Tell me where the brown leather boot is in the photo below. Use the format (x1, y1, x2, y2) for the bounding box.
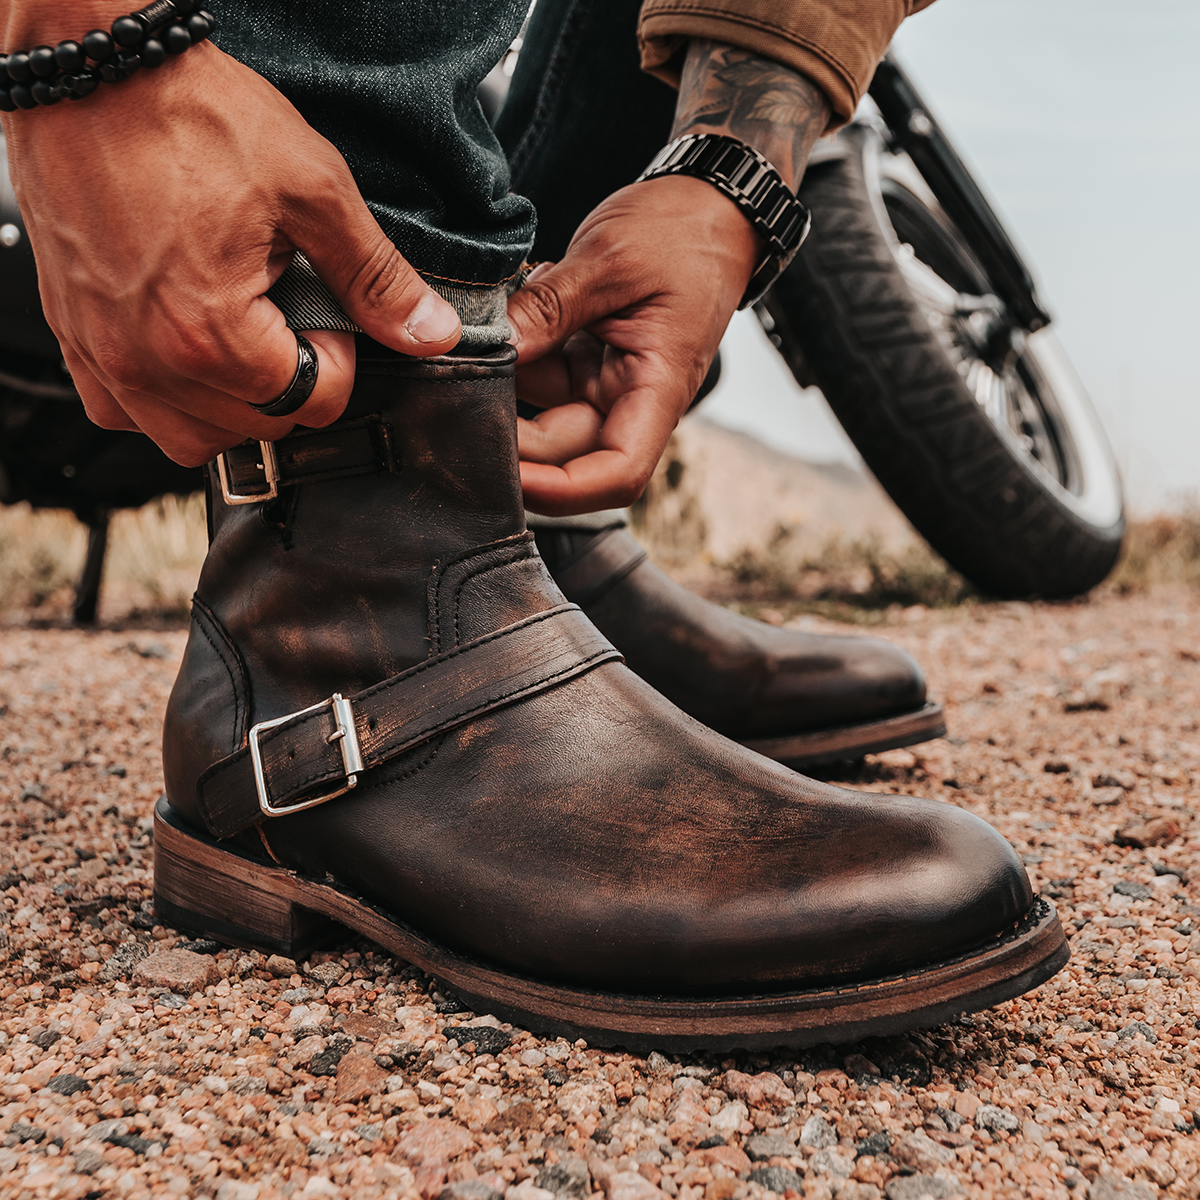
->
(535, 525, 945, 766)
(156, 343, 1067, 1051)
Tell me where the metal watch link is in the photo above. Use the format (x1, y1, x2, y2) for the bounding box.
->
(636, 133, 812, 310)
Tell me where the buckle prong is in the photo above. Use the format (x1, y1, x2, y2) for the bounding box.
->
(217, 440, 280, 505)
(249, 691, 364, 818)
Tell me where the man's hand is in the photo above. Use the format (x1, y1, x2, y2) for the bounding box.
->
(1, 28, 462, 466)
(508, 175, 758, 515)
(509, 37, 830, 517)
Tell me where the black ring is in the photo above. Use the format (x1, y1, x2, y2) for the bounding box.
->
(250, 332, 319, 418)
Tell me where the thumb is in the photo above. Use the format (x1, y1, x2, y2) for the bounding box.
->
(508, 258, 619, 363)
(297, 198, 462, 356)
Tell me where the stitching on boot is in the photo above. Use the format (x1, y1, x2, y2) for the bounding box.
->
(426, 532, 534, 653)
(190, 596, 252, 753)
(451, 555, 554, 648)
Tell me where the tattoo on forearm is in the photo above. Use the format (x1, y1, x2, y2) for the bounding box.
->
(672, 40, 832, 190)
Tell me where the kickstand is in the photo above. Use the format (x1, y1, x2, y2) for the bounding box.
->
(73, 508, 110, 626)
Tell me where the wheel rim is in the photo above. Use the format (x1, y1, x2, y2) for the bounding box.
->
(857, 133, 1122, 530)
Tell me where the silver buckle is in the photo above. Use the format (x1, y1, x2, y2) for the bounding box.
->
(216, 440, 280, 505)
(249, 692, 364, 817)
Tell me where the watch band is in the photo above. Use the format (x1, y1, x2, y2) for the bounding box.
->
(636, 133, 812, 310)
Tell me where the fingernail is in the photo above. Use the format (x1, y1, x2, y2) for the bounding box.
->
(405, 292, 461, 344)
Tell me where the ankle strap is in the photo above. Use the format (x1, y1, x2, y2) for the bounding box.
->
(195, 604, 621, 838)
(215, 416, 397, 505)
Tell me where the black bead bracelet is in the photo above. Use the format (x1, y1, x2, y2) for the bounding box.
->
(0, 0, 215, 112)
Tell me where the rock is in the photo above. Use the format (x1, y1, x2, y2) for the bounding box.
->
(99, 940, 149, 982)
(893, 1132, 955, 1171)
(395, 1119, 475, 1165)
(1093, 771, 1135, 790)
(800, 1114, 837, 1149)
(745, 1133, 798, 1161)
(843, 1053, 880, 1078)
(952, 1091, 980, 1121)
(543, 1066, 568, 1087)
(811, 1148, 853, 1178)
(310, 1037, 354, 1076)
(855, 1131, 892, 1158)
(557, 1078, 617, 1122)
(709, 1100, 749, 1138)
(722, 1069, 795, 1111)
(288, 1035, 326, 1067)
(932, 1107, 963, 1134)
(266, 954, 297, 977)
(520, 1048, 547, 1067)
(230, 1077, 267, 1097)
(507, 1187, 557, 1200)
(281, 987, 313, 1004)
(485, 1100, 540, 1133)
(441, 1183, 504, 1200)
(1114, 818, 1181, 849)
(1087, 1175, 1157, 1200)
(884, 1176, 958, 1200)
(132, 949, 219, 993)
(342, 1012, 400, 1041)
(598, 1170, 664, 1200)
(535, 1157, 592, 1200)
(46, 1073, 89, 1096)
(696, 1144, 751, 1173)
(445, 1025, 512, 1056)
(9, 1122, 46, 1143)
(747, 1167, 803, 1195)
(73, 1148, 106, 1174)
(973, 1105, 1021, 1134)
(334, 1051, 388, 1102)
(835, 1186, 883, 1200)
(110, 1132, 156, 1155)
(307, 961, 345, 987)
(1117, 1021, 1157, 1044)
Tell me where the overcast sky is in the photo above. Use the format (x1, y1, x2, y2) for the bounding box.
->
(702, 0, 1200, 513)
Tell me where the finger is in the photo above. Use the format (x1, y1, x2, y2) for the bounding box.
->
(289, 180, 462, 357)
(61, 346, 141, 433)
(515, 331, 606, 411)
(264, 326, 355, 431)
(517, 402, 604, 466)
(520, 377, 680, 515)
(508, 256, 653, 364)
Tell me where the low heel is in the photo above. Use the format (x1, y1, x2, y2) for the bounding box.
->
(153, 796, 340, 958)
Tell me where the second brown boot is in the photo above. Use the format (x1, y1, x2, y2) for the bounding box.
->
(534, 524, 944, 765)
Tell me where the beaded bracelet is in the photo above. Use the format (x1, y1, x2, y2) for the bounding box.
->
(0, 0, 215, 112)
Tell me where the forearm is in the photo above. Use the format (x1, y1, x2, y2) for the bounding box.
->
(670, 38, 832, 190)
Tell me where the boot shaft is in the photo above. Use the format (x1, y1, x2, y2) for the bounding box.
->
(164, 346, 566, 824)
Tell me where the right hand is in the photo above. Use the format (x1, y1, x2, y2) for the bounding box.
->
(0, 37, 462, 465)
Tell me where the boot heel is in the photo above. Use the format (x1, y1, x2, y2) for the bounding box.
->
(153, 797, 340, 958)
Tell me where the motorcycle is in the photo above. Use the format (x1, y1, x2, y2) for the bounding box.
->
(0, 48, 1123, 621)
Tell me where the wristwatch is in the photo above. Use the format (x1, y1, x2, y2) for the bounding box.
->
(636, 133, 812, 310)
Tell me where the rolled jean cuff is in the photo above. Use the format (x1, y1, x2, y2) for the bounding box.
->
(525, 510, 629, 531)
(268, 252, 517, 348)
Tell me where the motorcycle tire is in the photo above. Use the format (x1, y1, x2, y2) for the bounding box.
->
(763, 124, 1124, 599)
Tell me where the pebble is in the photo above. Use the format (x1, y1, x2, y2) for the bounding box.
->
(98, 939, 148, 982)
(799, 1114, 837, 1149)
(442, 1183, 505, 1200)
(535, 1157, 591, 1199)
(747, 1166, 804, 1194)
(1114, 817, 1181, 848)
(744, 1133, 799, 1160)
(884, 1177, 957, 1200)
(723, 1068, 795, 1111)
(333, 1051, 388, 1102)
(131, 947, 219, 992)
(973, 1105, 1021, 1133)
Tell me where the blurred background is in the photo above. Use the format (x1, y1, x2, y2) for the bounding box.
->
(705, 0, 1200, 513)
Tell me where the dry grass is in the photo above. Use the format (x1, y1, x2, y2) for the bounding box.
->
(0, 494, 206, 624)
(1108, 509, 1200, 591)
(3, 492, 1199, 626)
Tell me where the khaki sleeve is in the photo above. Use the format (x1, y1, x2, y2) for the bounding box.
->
(638, 0, 938, 130)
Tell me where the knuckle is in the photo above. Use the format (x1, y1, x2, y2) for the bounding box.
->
(520, 281, 567, 331)
(91, 340, 149, 391)
(347, 237, 416, 312)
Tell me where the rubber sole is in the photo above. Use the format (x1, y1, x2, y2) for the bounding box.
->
(741, 702, 946, 767)
(153, 795, 1069, 1053)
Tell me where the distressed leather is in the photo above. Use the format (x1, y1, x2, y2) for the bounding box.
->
(162, 343, 1033, 994)
(536, 526, 927, 740)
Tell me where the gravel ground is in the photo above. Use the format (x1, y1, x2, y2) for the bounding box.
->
(3, 585, 1200, 1200)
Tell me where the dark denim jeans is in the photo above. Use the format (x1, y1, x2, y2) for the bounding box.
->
(217, 0, 679, 292)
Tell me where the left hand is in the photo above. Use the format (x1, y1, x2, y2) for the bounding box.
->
(507, 174, 760, 516)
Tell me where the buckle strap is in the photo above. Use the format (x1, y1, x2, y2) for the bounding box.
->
(552, 528, 648, 610)
(216, 416, 397, 505)
(196, 604, 620, 839)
